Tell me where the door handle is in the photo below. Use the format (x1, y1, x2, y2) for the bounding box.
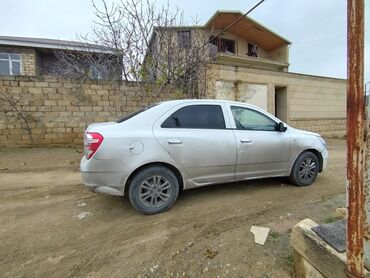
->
(240, 138, 252, 143)
(167, 138, 182, 144)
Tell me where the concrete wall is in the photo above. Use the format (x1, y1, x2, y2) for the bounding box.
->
(0, 46, 37, 76)
(214, 80, 268, 110)
(208, 64, 346, 137)
(269, 45, 289, 64)
(0, 75, 181, 146)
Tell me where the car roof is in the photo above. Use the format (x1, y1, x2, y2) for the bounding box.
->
(155, 99, 281, 123)
(159, 99, 262, 109)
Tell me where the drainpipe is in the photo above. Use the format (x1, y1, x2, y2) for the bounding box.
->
(346, 0, 365, 277)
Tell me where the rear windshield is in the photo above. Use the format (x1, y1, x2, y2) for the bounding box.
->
(116, 103, 158, 123)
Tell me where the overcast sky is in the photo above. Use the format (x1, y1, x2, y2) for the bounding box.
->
(0, 0, 369, 83)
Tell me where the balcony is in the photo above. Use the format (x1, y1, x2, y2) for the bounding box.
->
(215, 52, 290, 72)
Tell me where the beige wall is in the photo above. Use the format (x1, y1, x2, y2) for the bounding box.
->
(0, 46, 37, 75)
(0, 76, 183, 146)
(238, 83, 268, 110)
(208, 64, 346, 137)
(269, 45, 289, 64)
(215, 81, 268, 110)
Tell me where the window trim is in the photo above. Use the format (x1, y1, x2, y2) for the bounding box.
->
(230, 105, 278, 132)
(0, 53, 22, 75)
(161, 104, 227, 130)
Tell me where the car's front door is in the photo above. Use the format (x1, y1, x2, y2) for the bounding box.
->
(153, 103, 237, 185)
(226, 104, 292, 179)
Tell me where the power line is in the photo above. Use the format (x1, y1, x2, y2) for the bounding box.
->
(294, 30, 370, 45)
(202, 0, 266, 48)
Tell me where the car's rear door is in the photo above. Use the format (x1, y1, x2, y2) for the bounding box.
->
(225, 104, 292, 179)
(153, 102, 237, 185)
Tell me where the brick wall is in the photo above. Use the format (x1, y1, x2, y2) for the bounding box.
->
(21, 49, 37, 75)
(0, 75, 182, 146)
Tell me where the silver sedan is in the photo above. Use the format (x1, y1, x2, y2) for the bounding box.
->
(80, 99, 328, 214)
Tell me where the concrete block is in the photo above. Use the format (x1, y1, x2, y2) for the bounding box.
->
(289, 219, 367, 278)
(28, 87, 43, 94)
(35, 81, 49, 87)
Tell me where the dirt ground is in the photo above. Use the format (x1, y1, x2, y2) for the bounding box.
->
(0, 139, 346, 278)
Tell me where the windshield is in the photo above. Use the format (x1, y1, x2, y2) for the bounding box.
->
(116, 103, 158, 123)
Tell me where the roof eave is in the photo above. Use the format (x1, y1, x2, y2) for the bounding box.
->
(0, 39, 115, 54)
(203, 10, 291, 45)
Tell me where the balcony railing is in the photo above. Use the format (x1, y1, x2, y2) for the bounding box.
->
(214, 52, 289, 71)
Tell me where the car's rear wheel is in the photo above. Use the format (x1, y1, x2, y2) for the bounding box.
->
(128, 165, 179, 214)
(289, 151, 320, 186)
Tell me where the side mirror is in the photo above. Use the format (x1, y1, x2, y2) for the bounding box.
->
(277, 122, 287, 132)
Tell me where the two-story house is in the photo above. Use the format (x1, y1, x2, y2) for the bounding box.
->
(149, 11, 346, 137)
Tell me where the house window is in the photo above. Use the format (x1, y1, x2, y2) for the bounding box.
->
(0, 53, 21, 75)
(177, 31, 191, 48)
(210, 37, 235, 54)
(247, 43, 258, 57)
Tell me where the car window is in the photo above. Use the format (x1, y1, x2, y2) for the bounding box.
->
(161, 105, 226, 129)
(231, 106, 277, 131)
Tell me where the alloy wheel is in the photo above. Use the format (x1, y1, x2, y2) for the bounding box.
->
(138, 175, 172, 207)
(298, 157, 317, 182)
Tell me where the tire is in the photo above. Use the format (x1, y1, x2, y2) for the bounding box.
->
(289, 151, 320, 186)
(128, 165, 180, 214)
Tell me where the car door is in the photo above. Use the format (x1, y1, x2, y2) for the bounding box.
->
(226, 104, 292, 179)
(153, 103, 237, 185)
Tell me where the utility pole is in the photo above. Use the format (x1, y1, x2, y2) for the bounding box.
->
(346, 0, 365, 277)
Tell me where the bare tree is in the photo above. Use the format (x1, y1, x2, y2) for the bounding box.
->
(0, 90, 36, 144)
(54, 48, 122, 82)
(55, 0, 218, 98)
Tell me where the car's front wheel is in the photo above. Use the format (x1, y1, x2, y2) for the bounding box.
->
(289, 151, 320, 186)
(128, 165, 180, 214)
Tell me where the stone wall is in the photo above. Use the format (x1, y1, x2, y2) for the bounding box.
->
(21, 48, 37, 76)
(0, 75, 181, 146)
(0, 70, 347, 147)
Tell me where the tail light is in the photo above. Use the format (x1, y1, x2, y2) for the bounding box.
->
(84, 132, 104, 159)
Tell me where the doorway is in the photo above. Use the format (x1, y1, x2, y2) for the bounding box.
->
(275, 86, 288, 122)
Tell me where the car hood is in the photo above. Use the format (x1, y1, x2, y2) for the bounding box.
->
(289, 127, 321, 137)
